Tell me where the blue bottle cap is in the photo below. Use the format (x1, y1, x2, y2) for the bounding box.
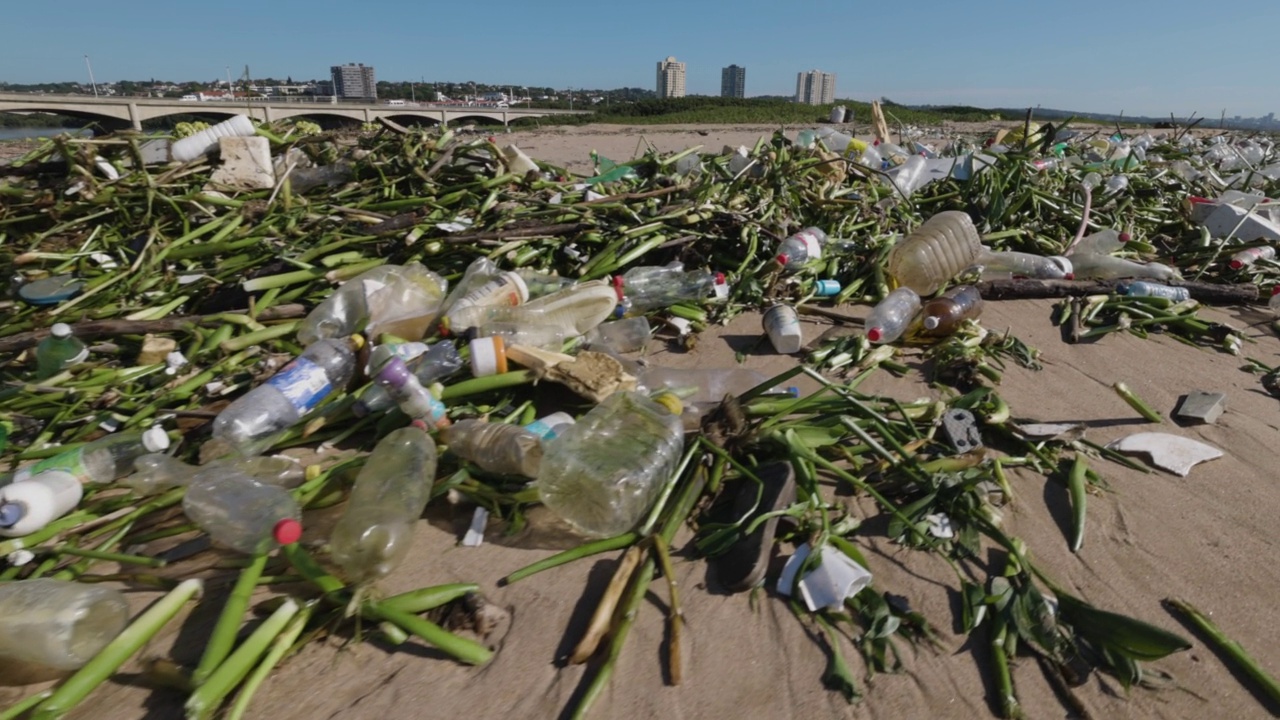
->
(786, 386, 800, 398)
(18, 275, 85, 306)
(0, 502, 22, 528)
(814, 279, 841, 297)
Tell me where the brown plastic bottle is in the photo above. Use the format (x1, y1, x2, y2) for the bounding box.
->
(919, 285, 984, 336)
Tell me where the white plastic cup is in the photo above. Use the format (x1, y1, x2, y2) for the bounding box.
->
(763, 305, 803, 354)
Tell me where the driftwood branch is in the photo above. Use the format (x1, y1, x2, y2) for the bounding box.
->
(0, 304, 306, 355)
(976, 278, 1259, 305)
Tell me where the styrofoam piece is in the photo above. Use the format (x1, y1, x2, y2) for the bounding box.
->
(1201, 203, 1280, 242)
(777, 543, 873, 612)
(1106, 432, 1223, 476)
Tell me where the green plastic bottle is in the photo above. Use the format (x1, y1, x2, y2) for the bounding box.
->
(35, 323, 88, 380)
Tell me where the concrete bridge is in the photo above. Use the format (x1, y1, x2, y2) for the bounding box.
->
(0, 92, 589, 131)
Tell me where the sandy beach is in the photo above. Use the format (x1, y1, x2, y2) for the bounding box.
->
(3, 121, 1278, 720)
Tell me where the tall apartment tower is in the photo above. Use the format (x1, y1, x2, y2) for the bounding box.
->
(656, 56, 687, 98)
(721, 65, 746, 98)
(795, 69, 836, 105)
(330, 63, 377, 100)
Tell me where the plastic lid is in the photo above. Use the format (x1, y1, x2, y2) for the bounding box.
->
(786, 386, 800, 398)
(273, 518, 302, 546)
(18, 275, 85, 306)
(612, 275, 626, 300)
(714, 272, 726, 285)
(504, 271, 531, 304)
(923, 316, 940, 330)
(1118, 232, 1131, 243)
(1229, 259, 1244, 270)
(468, 336, 507, 378)
(1048, 256, 1074, 276)
(775, 253, 789, 266)
(410, 419, 430, 432)
(0, 502, 22, 528)
(50, 323, 73, 339)
(867, 327, 884, 343)
(1272, 286, 1280, 297)
(651, 392, 683, 416)
(142, 427, 170, 453)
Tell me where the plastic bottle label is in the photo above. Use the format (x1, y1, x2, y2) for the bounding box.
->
(266, 357, 332, 414)
(799, 232, 823, 261)
(14, 447, 89, 484)
(523, 419, 558, 439)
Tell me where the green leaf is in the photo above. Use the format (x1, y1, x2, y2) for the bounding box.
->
(1057, 594, 1191, 661)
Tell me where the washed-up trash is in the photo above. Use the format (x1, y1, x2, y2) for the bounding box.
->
(0, 579, 129, 670)
(1106, 432, 1223, 476)
(1015, 422, 1087, 442)
(17, 274, 84, 306)
(1173, 391, 1227, 425)
(865, 287, 921, 344)
(887, 210, 983, 295)
(170, 114, 256, 163)
(920, 285, 984, 337)
(777, 542, 873, 612)
(295, 262, 448, 345)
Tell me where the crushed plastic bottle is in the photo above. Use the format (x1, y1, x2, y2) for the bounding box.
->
(1070, 254, 1180, 282)
(296, 263, 447, 345)
(1229, 246, 1275, 270)
(974, 249, 1073, 280)
(614, 264, 726, 315)
(0, 579, 129, 670)
(865, 287, 922, 344)
(35, 323, 88, 380)
(464, 280, 618, 337)
(1120, 281, 1190, 302)
(537, 391, 684, 538)
(887, 211, 983, 295)
(0, 471, 82, 537)
(1072, 229, 1129, 256)
(371, 355, 450, 428)
(211, 337, 362, 457)
(329, 424, 436, 583)
(920, 286, 984, 336)
(182, 469, 302, 554)
(121, 454, 304, 496)
(13, 427, 170, 485)
(582, 317, 651, 354)
(442, 419, 543, 477)
(353, 341, 463, 418)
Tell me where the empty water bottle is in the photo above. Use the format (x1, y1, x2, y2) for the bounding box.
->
(212, 337, 362, 457)
(0, 579, 129, 670)
(775, 227, 829, 272)
(0, 471, 83, 537)
(615, 264, 726, 315)
(1105, 175, 1129, 194)
(353, 341, 463, 418)
(464, 280, 619, 337)
(583, 317, 651, 354)
(887, 211, 983, 295)
(13, 427, 170, 485)
(524, 412, 576, 440)
(440, 271, 530, 335)
(537, 391, 684, 537)
(1071, 254, 1180, 282)
(1229, 246, 1275, 270)
(440, 258, 501, 315)
(442, 419, 543, 477)
(920, 286, 984, 336)
(1121, 281, 1190, 302)
(35, 323, 88, 380)
(371, 355, 450, 428)
(329, 425, 436, 583)
(762, 305, 804, 354)
(1072, 229, 1129, 256)
(865, 287, 922, 344)
(297, 263, 447, 345)
(974, 250, 1073, 279)
(122, 454, 304, 496)
(476, 322, 569, 351)
(182, 469, 302, 554)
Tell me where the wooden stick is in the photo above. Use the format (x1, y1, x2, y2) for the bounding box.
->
(975, 278, 1258, 305)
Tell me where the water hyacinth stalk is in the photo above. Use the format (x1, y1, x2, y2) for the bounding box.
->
(185, 598, 301, 720)
(192, 552, 270, 686)
(1166, 597, 1280, 709)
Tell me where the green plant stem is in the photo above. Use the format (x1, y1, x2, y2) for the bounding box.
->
(502, 533, 638, 585)
(1166, 597, 1280, 709)
(192, 552, 269, 686)
(185, 597, 300, 720)
(226, 604, 314, 720)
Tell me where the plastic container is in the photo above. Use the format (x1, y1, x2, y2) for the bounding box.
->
(440, 258, 501, 317)
(182, 469, 302, 554)
(829, 106, 847, 124)
(866, 287, 922, 344)
(0, 471, 83, 537)
(0, 579, 129, 670)
(1121, 281, 1190, 302)
(1229, 246, 1275, 270)
(974, 250, 1073, 280)
(887, 155, 930, 197)
(353, 341, 462, 418)
(763, 305, 803, 354)
(465, 280, 618, 337)
(211, 337, 361, 457)
(813, 279, 842, 297)
(500, 144, 539, 175)
(920, 286, 984, 336)
(476, 322, 569, 351)
(1072, 229, 1129, 256)
(35, 323, 88, 380)
(371, 356, 450, 428)
(523, 412, 576, 440)
(583, 317, 651, 354)
(614, 265, 726, 315)
(329, 425, 437, 583)
(468, 335, 511, 379)
(296, 263, 447, 345)
(442, 419, 543, 477)
(1105, 175, 1130, 194)
(170, 115, 256, 163)
(515, 268, 576, 299)
(886, 211, 983, 295)
(537, 391, 684, 537)
(776, 227, 829, 273)
(121, 454, 304, 496)
(441, 271, 530, 334)
(13, 427, 170, 485)
(1070, 254, 1180, 282)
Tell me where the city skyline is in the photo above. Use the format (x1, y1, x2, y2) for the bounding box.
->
(3, 0, 1280, 117)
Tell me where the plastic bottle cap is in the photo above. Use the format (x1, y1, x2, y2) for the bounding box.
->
(1064, 273, 1075, 280)
(1118, 232, 1131, 243)
(1272, 286, 1280, 297)
(775, 253, 789, 266)
(18, 275, 85, 306)
(923, 316, 940, 330)
(273, 518, 302, 546)
(651, 392, 683, 416)
(469, 336, 507, 378)
(0, 502, 23, 528)
(349, 334, 366, 351)
(410, 419, 429, 432)
(142, 427, 170, 453)
(612, 275, 626, 300)
(867, 327, 884, 343)
(786, 386, 800, 398)
(50, 323, 73, 339)
(1229, 259, 1245, 270)
(714, 272, 726, 285)
(375, 357, 414, 389)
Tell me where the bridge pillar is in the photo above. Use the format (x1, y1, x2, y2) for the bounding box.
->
(264, 106, 274, 123)
(363, 108, 371, 124)
(440, 111, 447, 129)
(127, 103, 141, 131)
(502, 111, 508, 128)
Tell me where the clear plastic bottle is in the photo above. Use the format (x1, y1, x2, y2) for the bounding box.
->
(440, 271, 530, 335)
(476, 322, 569, 351)
(0, 579, 129, 670)
(370, 355, 450, 428)
(13, 427, 170, 485)
(442, 419, 543, 477)
(1072, 229, 1129, 256)
(35, 323, 88, 380)
(615, 265, 726, 315)
(537, 391, 685, 538)
(636, 366, 774, 406)
(974, 249, 1073, 279)
(1121, 281, 1190, 302)
(212, 337, 361, 457)
(1229, 246, 1275, 270)
(582, 317, 651, 354)
(121, 454, 304, 495)
(468, 280, 619, 337)
(329, 425, 436, 583)
(920, 286, 984, 336)
(296, 263, 447, 345)
(1070, 254, 1180, 282)
(775, 227, 829, 273)
(0, 471, 83, 537)
(762, 305, 803, 354)
(439, 258, 501, 317)
(865, 287, 922, 344)
(515, 268, 576, 299)
(1270, 286, 1280, 312)
(887, 155, 930, 197)
(1104, 175, 1129, 194)
(887, 211, 983, 295)
(182, 469, 302, 554)
(353, 341, 462, 418)
(523, 412, 576, 440)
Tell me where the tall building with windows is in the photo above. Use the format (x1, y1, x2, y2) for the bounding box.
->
(795, 69, 836, 105)
(330, 63, 376, 100)
(721, 65, 746, 98)
(656, 56, 687, 98)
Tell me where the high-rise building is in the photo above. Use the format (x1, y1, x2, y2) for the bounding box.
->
(330, 63, 377, 100)
(721, 65, 746, 98)
(656, 56, 687, 98)
(795, 69, 836, 105)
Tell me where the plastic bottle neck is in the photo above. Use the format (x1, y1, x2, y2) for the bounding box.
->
(0, 502, 23, 528)
(923, 316, 941, 330)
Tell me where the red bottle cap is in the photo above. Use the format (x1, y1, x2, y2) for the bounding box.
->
(612, 275, 625, 300)
(1064, 273, 1075, 280)
(411, 419, 430, 431)
(775, 253, 789, 266)
(1118, 232, 1131, 243)
(273, 518, 303, 546)
(1230, 259, 1244, 270)
(715, 272, 726, 284)
(1272, 286, 1280, 297)
(867, 327, 883, 343)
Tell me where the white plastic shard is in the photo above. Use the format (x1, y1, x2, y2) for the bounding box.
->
(462, 506, 489, 547)
(1106, 432, 1223, 476)
(1015, 422, 1088, 442)
(777, 543, 873, 612)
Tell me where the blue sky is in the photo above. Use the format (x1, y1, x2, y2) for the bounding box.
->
(2, 0, 1278, 117)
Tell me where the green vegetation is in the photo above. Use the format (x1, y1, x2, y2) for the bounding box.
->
(0, 113, 83, 129)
